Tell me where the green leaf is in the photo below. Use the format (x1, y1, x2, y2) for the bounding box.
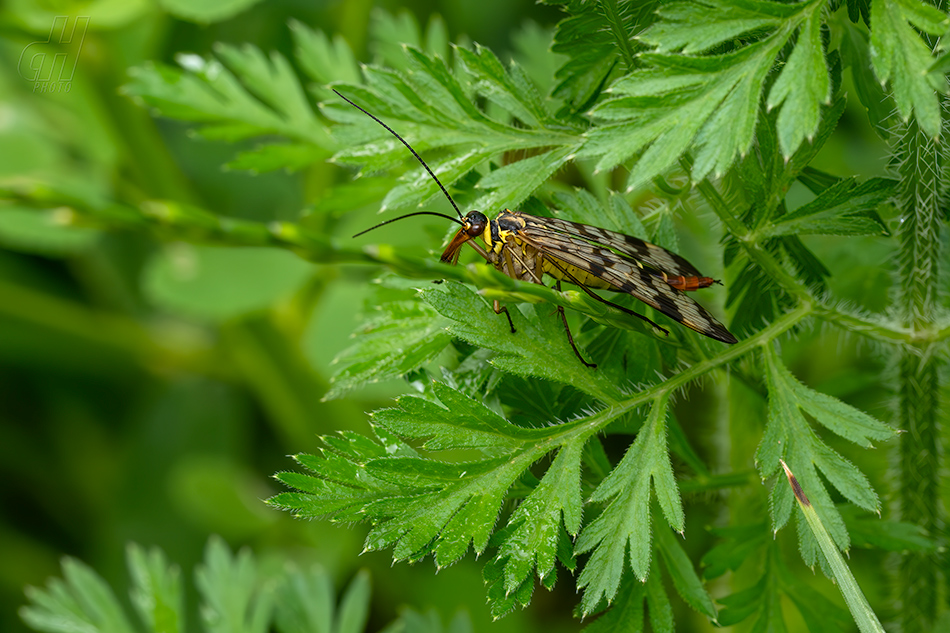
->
(310, 176, 400, 218)
(329, 45, 582, 212)
(584, 0, 831, 189)
(644, 0, 798, 54)
(378, 148, 501, 212)
(324, 300, 453, 400)
(839, 17, 895, 137)
(197, 536, 273, 633)
(644, 571, 674, 632)
(766, 9, 831, 156)
(701, 523, 770, 579)
(273, 558, 379, 633)
(362, 451, 534, 565)
(714, 546, 827, 630)
(157, 0, 263, 23)
(579, 577, 646, 632)
(455, 44, 552, 128)
(369, 9, 451, 69)
(495, 439, 585, 592)
(511, 22, 566, 100)
(123, 48, 332, 147)
(273, 388, 557, 569)
(335, 570, 371, 633)
(0, 207, 98, 256)
(371, 381, 530, 451)
(783, 89, 848, 182)
(549, 1, 659, 114)
(291, 20, 361, 87)
(475, 146, 576, 212)
(20, 558, 136, 633)
(797, 166, 846, 195)
(723, 94, 847, 336)
(127, 545, 184, 633)
(419, 281, 617, 402)
(22, 540, 378, 633)
(143, 244, 315, 322)
(928, 46, 950, 74)
(783, 579, 852, 633)
(757, 345, 896, 564)
(764, 177, 892, 237)
(584, 323, 664, 389)
(847, 0, 872, 24)
(483, 557, 535, 619)
(839, 505, 936, 552)
(382, 607, 473, 633)
(214, 43, 326, 138)
(655, 525, 716, 619)
(273, 436, 405, 521)
(227, 143, 329, 173)
(575, 396, 682, 613)
(273, 565, 334, 633)
(869, 0, 949, 138)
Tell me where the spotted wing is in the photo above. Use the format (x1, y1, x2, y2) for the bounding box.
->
(514, 223, 737, 344)
(519, 214, 705, 278)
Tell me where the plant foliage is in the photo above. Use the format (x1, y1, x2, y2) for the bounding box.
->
(6, 0, 949, 631)
(20, 537, 467, 633)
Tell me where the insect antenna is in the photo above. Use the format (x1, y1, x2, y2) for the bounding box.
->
(353, 211, 464, 238)
(332, 89, 464, 221)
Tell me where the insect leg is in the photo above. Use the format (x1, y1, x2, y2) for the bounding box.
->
(545, 258, 671, 338)
(502, 239, 545, 285)
(493, 300, 516, 333)
(555, 280, 596, 369)
(504, 243, 594, 366)
(490, 239, 546, 336)
(449, 232, 515, 332)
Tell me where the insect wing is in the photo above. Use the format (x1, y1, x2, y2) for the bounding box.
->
(515, 228, 737, 344)
(520, 214, 705, 278)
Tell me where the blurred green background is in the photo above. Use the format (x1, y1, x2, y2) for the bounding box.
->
(0, 1, 899, 632)
(0, 2, 578, 632)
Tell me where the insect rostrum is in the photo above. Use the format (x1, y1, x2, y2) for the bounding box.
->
(336, 89, 737, 365)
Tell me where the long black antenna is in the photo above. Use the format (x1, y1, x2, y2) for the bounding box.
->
(353, 211, 464, 238)
(332, 88, 464, 221)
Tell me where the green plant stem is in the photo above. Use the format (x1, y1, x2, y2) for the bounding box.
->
(221, 316, 365, 451)
(0, 278, 226, 377)
(678, 469, 758, 493)
(554, 303, 811, 442)
(694, 177, 816, 306)
(780, 460, 885, 633)
(693, 176, 950, 346)
(892, 117, 946, 633)
(10, 185, 943, 345)
(100, 22, 203, 206)
(815, 304, 950, 344)
(813, 306, 907, 343)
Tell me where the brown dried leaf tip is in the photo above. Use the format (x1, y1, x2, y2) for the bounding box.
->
(779, 459, 811, 508)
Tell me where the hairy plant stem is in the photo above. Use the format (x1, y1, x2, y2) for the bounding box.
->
(893, 117, 946, 633)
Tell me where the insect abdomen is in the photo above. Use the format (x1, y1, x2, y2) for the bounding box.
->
(660, 274, 716, 291)
(542, 257, 614, 290)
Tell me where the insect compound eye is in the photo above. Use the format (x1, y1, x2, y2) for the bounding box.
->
(465, 211, 488, 237)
